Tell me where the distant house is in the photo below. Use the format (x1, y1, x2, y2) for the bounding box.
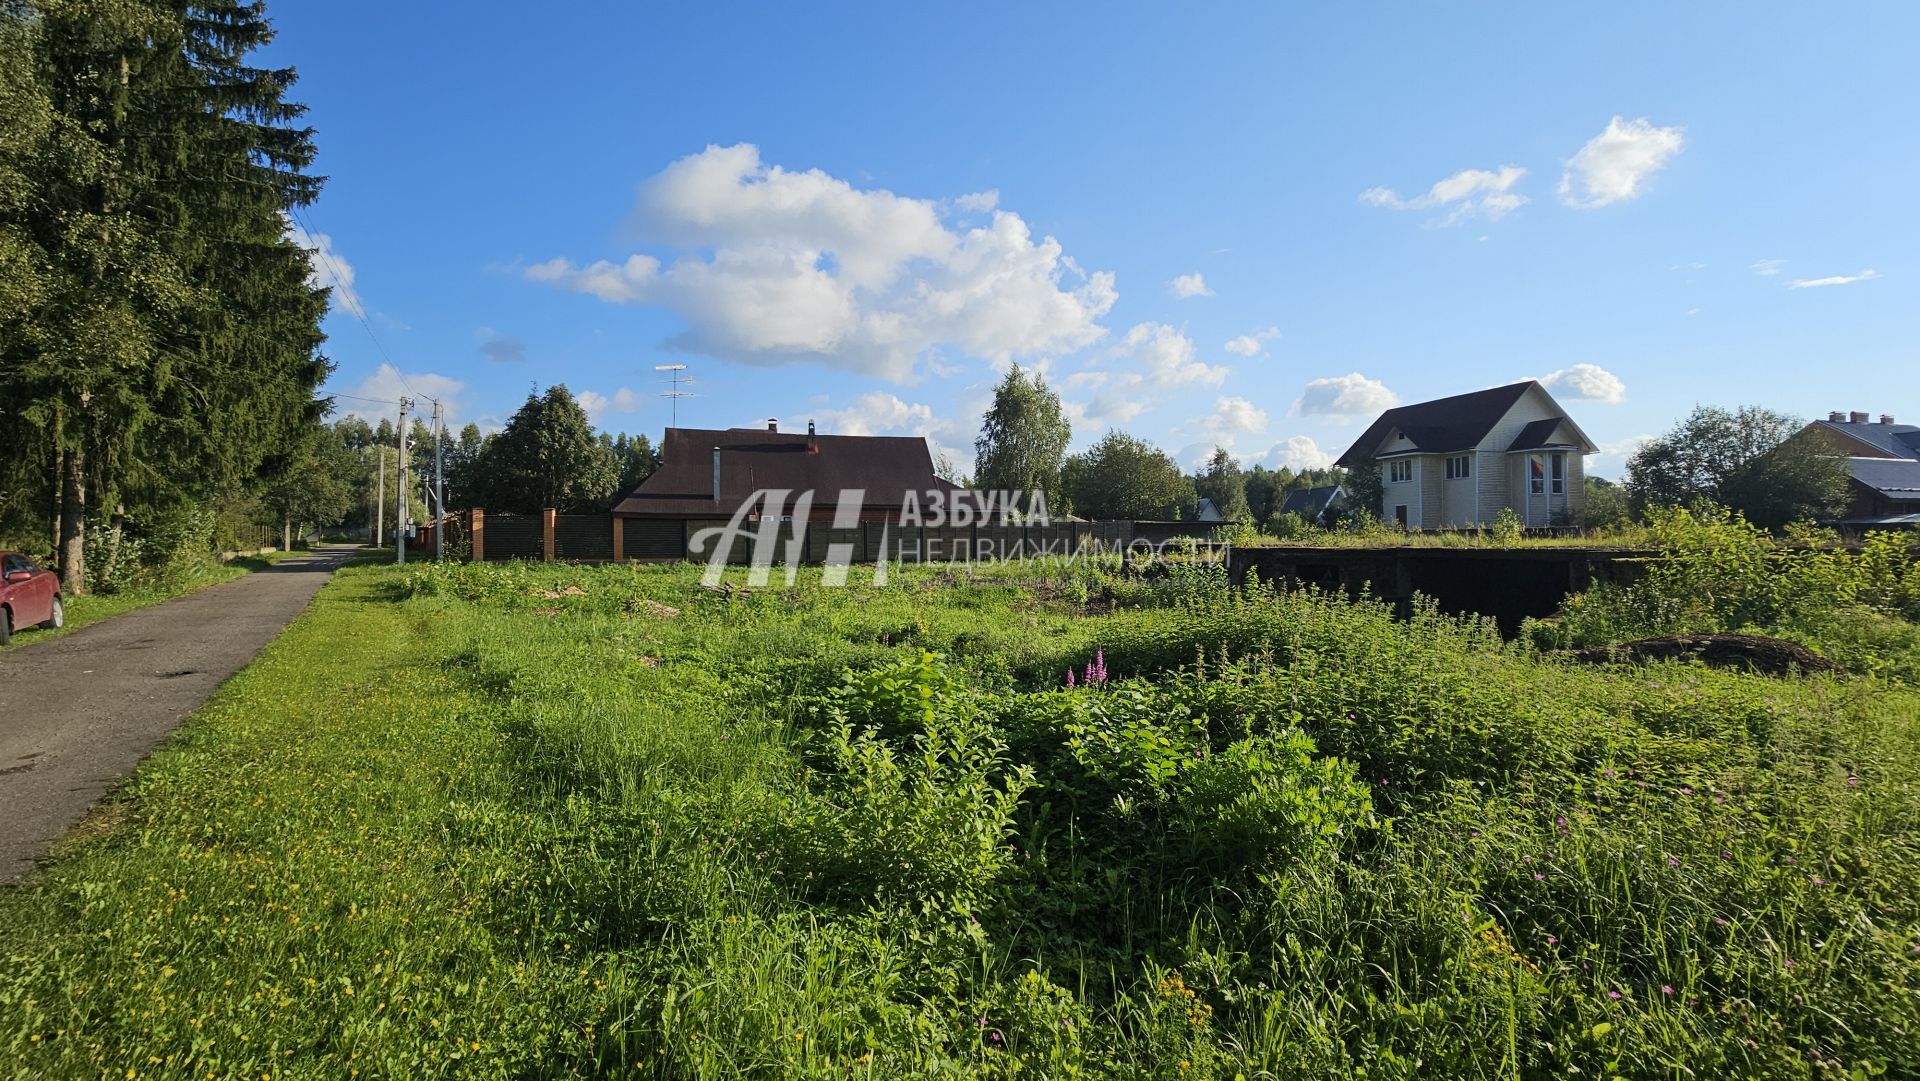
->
(1194, 497, 1225, 522)
(1801, 410, 1920, 529)
(611, 420, 964, 558)
(1277, 484, 1346, 527)
(1335, 381, 1598, 529)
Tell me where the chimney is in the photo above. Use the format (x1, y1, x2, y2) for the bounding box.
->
(711, 447, 721, 501)
(767, 417, 778, 432)
(1828, 411, 1846, 422)
(1882, 414, 1897, 425)
(806, 420, 817, 453)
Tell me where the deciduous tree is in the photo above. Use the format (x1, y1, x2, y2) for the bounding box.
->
(973, 365, 1069, 511)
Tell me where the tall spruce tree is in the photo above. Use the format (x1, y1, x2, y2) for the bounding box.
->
(0, 0, 328, 590)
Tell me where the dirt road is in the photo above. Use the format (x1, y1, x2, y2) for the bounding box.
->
(0, 546, 352, 883)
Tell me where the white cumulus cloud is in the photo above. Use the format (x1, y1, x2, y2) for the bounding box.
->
(285, 219, 365, 318)
(1268, 434, 1334, 471)
(1361, 165, 1529, 225)
(1538, 363, 1627, 404)
(1294, 373, 1398, 417)
(1061, 370, 1149, 428)
(1788, 268, 1880, 289)
(1169, 272, 1213, 298)
(1224, 326, 1280, 357)
(329, 364, 466, 425)
(1200, 396, 1269, 438)
(1117, 323, 1229, 387)
(577, 387, 642, 425)
(1558, 117, 1685, 208)
(526, 144, 1117, 382)
(954, 190, 999, 213)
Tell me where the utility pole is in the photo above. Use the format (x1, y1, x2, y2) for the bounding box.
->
(432, 399, 446, 562)
(396, 397, 411, 565)
(374, 441, 385, 547)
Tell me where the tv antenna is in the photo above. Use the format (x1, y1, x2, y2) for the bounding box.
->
(655, 363, 694, 428)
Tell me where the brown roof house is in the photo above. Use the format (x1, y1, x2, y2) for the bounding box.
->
(613, 420, 983, 561)
(1335, 381, 1598, 529)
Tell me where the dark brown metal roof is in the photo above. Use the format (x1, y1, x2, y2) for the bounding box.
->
(611, 426, 959, 517)
(1336, 382, 1538, 467)
(1506, 418, 1582, 452)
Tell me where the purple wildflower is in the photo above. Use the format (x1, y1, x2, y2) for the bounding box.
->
(1668, 856, 1681, 867)
(1846, 775, 1859, 788)
(1545, 935, 1559, 945)
(1065, 669, 1075, 689)
(1661, 985, 1675, 996)
(1534, 872, 1545, 881)
(1607, 990, 1622, 1000)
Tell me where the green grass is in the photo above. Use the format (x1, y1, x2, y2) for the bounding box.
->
(0, 550, 296, 655)
(0, 556, 1916, 1078)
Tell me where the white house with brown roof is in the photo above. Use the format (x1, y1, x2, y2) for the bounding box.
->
(1335, 381, 1598, 529)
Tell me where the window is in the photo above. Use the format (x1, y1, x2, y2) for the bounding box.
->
(1551, 453, 1566, 494)
(1528, 455, 1545, 495)
(1446, 455, 1471, 480)
(1388, 460, 1413, 483)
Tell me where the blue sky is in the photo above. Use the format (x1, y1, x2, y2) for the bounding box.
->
(267, 2, 1917, 479)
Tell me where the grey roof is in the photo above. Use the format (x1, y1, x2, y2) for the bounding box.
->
(1814, 419, 1920, 460)
(1850, 457, 1920, 497)
(1279, 484, 1344, 519)
(1507, 418, 1582, 452)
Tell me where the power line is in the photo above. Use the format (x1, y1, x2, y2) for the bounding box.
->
(289, 205, 436, 408)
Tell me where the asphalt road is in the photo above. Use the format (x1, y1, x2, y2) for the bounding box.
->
(0, 545, 352, 883)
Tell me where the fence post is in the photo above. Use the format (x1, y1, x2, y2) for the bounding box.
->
(469, 509, 484, 561)
(611, 516, 625, 562)
(542, 508, 556, 562)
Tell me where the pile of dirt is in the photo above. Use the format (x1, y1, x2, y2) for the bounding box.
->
(1558, 633, 1841, 676)
(536, 585, 588, 599)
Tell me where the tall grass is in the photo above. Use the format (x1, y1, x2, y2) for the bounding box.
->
(1, 556, 1915, 1078)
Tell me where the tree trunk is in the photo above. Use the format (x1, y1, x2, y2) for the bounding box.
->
(59, 443, 86, 596)
(100, 502, 126, 587)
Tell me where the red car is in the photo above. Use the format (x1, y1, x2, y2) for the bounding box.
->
(0, 551, 63, 644)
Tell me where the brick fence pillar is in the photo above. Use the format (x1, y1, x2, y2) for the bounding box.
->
(542, 508, 557, 562)
(469, 508, 484, 561)
(611, 516, 625, 562)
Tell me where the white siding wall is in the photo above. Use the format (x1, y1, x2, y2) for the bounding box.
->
(1419, 457, 1444, 529)
(1383, 461, 1419, 526)
(1474, 386, 1579, 524)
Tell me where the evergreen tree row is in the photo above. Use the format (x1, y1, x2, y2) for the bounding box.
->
(0, 0, 327, 591)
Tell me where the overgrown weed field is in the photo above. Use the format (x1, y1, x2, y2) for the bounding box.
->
(1, 545, 1917, 1078)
